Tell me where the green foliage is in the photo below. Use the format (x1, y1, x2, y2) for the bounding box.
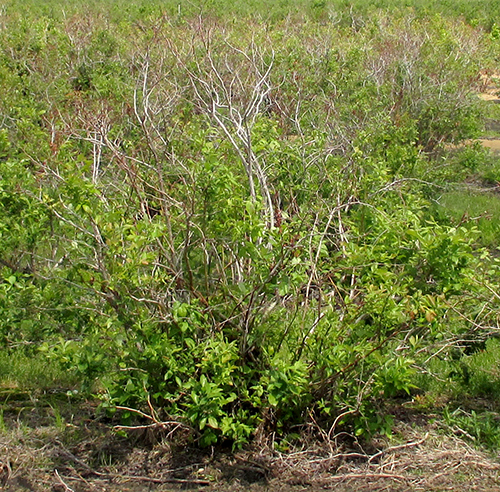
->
(443, 408, 500, 451)
(374, 356, 418, 398)
(0, 2, 498, 449)
(267, 361, 310, 425)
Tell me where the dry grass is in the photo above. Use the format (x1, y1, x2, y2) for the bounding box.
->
(258, 421, 500, 491)
(1, 396, 500, 492)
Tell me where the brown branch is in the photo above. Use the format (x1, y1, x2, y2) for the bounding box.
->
(368, 436, 428, 463)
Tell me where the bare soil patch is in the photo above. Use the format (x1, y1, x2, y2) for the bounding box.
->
(479, 70, 500, 103)
(477, 138, 500, 152)
(478, 93, 500, 103)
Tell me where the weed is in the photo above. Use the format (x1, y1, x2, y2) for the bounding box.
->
(49, 403, 65, 432)
(443, 407, 500, 451)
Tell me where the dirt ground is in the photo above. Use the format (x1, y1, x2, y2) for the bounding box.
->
(1, 392, 500, 492)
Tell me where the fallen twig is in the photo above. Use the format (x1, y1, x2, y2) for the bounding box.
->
(54, 469, 75, 492)
(330, 472, 407, 482)
(114, 404, 191, 439)
(368, 435, 428, 463)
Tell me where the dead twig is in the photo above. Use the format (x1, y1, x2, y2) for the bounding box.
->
(329, 472, 407, 482)
(114, 403, 191, 439)
(54, 469, 75, 492)
(368, 435, 428, 463)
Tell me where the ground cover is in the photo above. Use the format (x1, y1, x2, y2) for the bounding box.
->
(2, 392, 500, 491)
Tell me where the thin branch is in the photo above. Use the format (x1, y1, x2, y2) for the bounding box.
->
(54, 470, 74, 492)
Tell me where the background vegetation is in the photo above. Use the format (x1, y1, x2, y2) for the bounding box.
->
(1, 0, 500, 451)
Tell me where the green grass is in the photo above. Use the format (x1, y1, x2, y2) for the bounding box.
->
(481, 99, 500, 139)
(415, 338, 500, 451)
(415, 338, 500, 401)
(462, 338, 500, 397)
(438, 190, 500, 248)
(0, 349, 79, 392)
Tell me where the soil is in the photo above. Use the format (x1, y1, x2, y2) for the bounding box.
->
(478, 138, 500, 152)
(479, 69, 500, 103)
(1, 393, 500, 492)
(478, 93, 500, 103)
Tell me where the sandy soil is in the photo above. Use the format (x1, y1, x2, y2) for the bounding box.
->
(478, 138, 500, 151)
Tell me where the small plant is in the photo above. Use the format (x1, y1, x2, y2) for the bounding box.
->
(443, 407, 500, 451)
(374, 356, 418, 398)
(49, 403, 65, 432)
